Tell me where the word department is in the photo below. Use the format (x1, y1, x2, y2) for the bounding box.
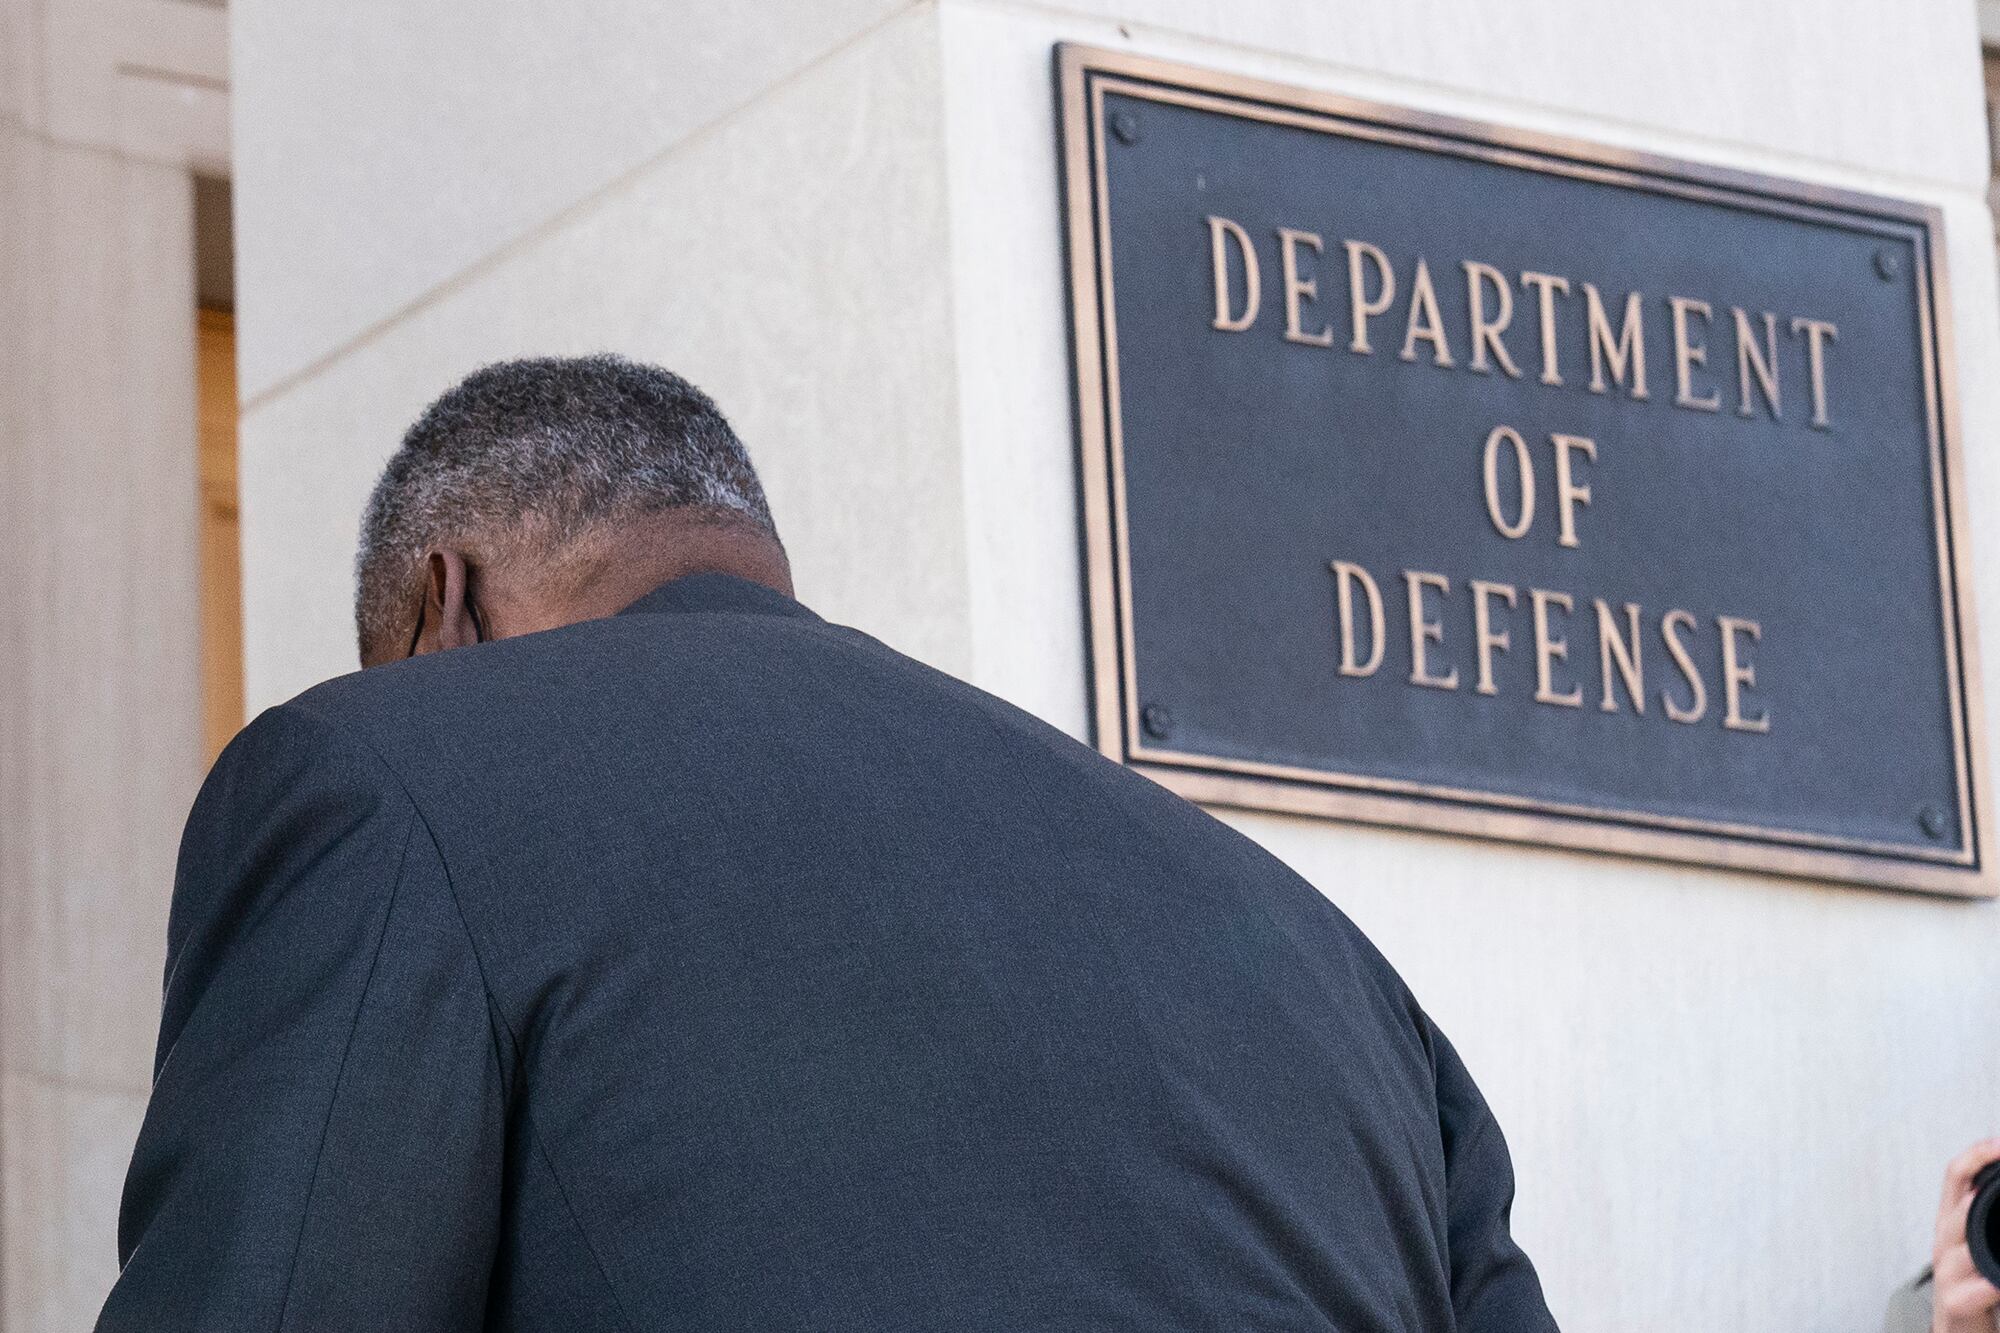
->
(1200, 213, 1851, 735)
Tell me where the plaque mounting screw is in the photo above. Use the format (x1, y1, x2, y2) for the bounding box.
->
(1873, 247, 1903, 282)
(1110, 110, 1141, 145)
(1140, 702, 1174, 740)
(1918, 804, 1949, 840)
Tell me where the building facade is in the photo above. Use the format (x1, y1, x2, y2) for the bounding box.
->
(5, 1, 2000, 1329)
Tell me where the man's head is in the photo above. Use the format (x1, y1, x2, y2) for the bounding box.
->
(355, 354, 788, 666)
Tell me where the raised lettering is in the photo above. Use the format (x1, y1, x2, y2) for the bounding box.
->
(1344, 239, 1395, 355)
(1400, 259, 1456, 368)
(1404, 570, 1459, 690)
(1791, 316, 1838, 429)
(1482, 425, 1535, 540)
(1331, 560, 1385, 677)
(1520, 270, 1570, 386)
(1585, 284, 1649, 399)
(1471, 580, 1518, 696)
(1206, 215, 1259, 333)
(1277, 227, 1333, 347)
(1661, 609, 1707, 724)
(1530, 588, 1582, 707)
(1718, 615, 1770, 733)
(1733, 307, 1781, 420)
(1669, 296, 1722, 412)
(1464, 261, 1523, 378)
(1551, 434, 1596, 551)
(1595, 600, 1645, 714)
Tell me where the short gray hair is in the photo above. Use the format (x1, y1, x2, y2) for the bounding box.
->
(355, 354, 774, 661)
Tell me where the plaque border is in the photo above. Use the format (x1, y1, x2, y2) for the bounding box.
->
(1055, 43, 1992, 897)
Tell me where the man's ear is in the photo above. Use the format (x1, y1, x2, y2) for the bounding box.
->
(416, 549, 481, 655)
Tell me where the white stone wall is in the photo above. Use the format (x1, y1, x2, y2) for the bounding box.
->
(231, 2, 2000, 1329)
(0, 3, 223, 1328)
(0, 128, 201, 1331)
(0, 70, 205, 1333)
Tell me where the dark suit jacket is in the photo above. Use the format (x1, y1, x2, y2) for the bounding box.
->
(99, 573, 1556, 1332)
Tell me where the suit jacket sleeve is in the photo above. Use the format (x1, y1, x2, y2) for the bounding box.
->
(1428, 1018, 1560, 1332)
(97, 704, 507, 1333)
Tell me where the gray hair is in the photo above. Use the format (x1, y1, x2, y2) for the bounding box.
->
(355, 354, 774, 661)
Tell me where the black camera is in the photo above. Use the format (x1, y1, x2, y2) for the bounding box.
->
(1972, 1161, 2000, 1287)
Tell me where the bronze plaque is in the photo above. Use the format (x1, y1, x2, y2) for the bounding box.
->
(1056, 45, 1988, 895)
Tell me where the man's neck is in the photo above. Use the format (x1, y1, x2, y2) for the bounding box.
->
(500, 515, 794, 638)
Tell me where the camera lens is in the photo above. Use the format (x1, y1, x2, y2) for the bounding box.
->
(1971, 1161, 2000, 1288)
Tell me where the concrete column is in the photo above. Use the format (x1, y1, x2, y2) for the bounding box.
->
(230, 2, 2000, 1328)
(0, 111, 205, 1333)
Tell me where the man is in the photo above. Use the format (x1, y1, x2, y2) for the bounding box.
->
(99, 355, 1556, 1331)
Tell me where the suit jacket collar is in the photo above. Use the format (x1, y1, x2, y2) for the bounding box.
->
(615, 572, 821, 623)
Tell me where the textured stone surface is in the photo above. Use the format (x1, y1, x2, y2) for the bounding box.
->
(0, 132, 193, 1089)
(0, 119, 204, 1333)
(997, 0, 1988, 189)
(0, 1077, 148, 1333)
(231, 0, 922, 399)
